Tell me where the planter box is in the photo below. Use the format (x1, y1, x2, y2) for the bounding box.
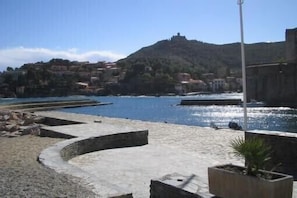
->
(208, 164, 293, 198)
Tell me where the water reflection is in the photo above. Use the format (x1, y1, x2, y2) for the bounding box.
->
(1, 93, 296, 133)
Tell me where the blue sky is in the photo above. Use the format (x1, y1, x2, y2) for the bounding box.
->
(0, 0, 296, 71)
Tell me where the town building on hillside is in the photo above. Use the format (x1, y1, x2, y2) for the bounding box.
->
(202, 73, 215, 83)
(76, 82, 88, 89)
(211, 78, 226, 92)
(226, 77, 237, 91)
(51, 65, 68, 71)
(177, 73, 191, 82)
(175, 73, 207, 94)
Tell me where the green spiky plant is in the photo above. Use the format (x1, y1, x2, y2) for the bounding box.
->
(231, 137, 271, 176)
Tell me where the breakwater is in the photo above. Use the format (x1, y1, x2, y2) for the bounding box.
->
(0, 99, 109, 111)
(180, 99, 242, 106)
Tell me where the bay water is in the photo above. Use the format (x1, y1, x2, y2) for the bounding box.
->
(1, 93, 296, 133)
(58, 93, 297, 133)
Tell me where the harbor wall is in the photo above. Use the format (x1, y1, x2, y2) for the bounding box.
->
(245, 131, 297, 179)
(246, 28, 297, 108)
(180, 99, 242, 106)
(246, 63, 297, 107)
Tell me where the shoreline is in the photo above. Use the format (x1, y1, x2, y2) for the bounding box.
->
(1, 111, 296, 197)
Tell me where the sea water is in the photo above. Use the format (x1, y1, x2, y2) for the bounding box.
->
(58, 93, 297, 133)
(1, 93, 296, 133)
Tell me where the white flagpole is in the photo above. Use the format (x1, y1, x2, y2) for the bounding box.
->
(238, 0, 248, 132)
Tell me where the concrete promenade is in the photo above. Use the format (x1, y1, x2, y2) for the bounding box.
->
(36, 111, 297, 198)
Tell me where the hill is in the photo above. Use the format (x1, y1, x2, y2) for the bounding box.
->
(118, 34, 285, 79)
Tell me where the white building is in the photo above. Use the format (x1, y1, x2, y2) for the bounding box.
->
(212, 79, 226, 92)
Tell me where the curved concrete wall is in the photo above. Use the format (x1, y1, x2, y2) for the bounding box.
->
(60, 131, 148, 161)
(38, 130, 148, 198)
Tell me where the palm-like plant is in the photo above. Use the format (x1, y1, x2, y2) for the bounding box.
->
(231, 137, 271, 176)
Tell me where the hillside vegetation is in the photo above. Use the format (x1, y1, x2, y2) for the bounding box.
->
(0, 35, 286, 97)
(118, 35, 285, 79)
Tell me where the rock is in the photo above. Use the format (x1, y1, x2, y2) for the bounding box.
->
(16, 120, 25, 126)
(0, 115, 4, 121)
(6, 119, 18, 125)
(0, 110, 10, 116)
(21, 125, 41, 136)
(3, 114, 10, 121)
(2, 131, 22, 138)
(23, 117, 35, 126)
(32, 116, 45, 124)
(0, 122, 6, 130)
(5, 124, 19, 132)
(0, 110, 44, 137)
(10, 111, 20, 121)
(0, 130, 7, 136)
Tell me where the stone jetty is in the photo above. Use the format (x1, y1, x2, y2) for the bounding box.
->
(180, 99, 242, 106)
(0, 99, 105, 112)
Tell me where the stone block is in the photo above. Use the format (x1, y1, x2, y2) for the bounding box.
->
(150, 173, 214, 198)
(245, 131, 297, 179)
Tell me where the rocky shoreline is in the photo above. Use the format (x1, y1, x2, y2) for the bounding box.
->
(0, 110, 44, 137)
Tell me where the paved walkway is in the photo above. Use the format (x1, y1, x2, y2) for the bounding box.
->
(37, 111, 297, 198)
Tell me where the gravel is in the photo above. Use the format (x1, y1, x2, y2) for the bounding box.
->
(0, 135, 97, 198)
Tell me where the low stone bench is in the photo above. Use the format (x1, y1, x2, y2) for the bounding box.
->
(150, 173, 214, 198)
(38, 130, 148, 197)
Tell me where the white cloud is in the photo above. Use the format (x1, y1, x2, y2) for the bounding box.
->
(0, 47, 127, 71)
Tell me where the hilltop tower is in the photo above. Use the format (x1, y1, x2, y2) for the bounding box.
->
(171, 33, 186, 41)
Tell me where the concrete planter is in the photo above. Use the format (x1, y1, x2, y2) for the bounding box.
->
(208, 164, 293, 198)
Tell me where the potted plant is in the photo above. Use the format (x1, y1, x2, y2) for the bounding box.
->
(208, 137, 293, 198)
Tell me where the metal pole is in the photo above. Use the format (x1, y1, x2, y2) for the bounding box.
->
(238, 0, 248, 132)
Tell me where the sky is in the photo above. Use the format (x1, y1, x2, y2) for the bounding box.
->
(0, 0, 296, 71)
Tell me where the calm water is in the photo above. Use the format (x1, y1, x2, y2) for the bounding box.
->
(1, 93, 296, 133)
(59, 93, 296, 133)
